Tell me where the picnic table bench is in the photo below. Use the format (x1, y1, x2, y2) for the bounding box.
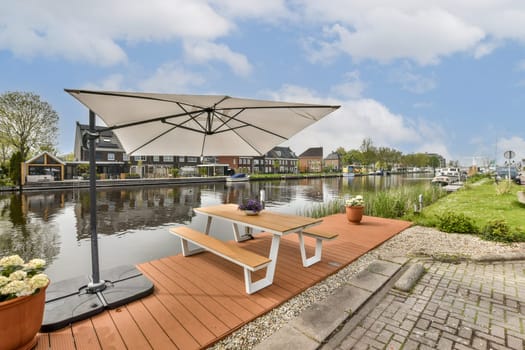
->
(169, 226, 271, 294)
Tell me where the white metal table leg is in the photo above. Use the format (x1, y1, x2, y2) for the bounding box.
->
(297, 232, 323, 267)
(232, 223, 253, 242)
(243, 234, 281, 294)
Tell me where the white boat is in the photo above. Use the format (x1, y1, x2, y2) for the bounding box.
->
(226, 173, 250, 182)
(342, 165, 355, 177)
(431, 175, 451, 186)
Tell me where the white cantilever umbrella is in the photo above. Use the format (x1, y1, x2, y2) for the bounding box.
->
(42, 89, 339, 332)
(66, 90, 340, 157)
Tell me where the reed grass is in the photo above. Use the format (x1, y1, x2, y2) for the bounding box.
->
(299, 183, 446, 219)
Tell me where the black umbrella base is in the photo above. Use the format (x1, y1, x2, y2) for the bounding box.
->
(41, 265, 154, 332)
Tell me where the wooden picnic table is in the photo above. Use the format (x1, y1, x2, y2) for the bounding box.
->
(171, 204, 334, 293)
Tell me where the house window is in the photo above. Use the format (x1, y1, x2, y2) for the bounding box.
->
(153, 156, 159, 162)
(123, 154, 129, 161)
(179, 156, 185, 162)
(134, 156, 146, 161)
(164, 156, 173, 162)
(187, 157, 198, 162)
(107, 153, 115, 161)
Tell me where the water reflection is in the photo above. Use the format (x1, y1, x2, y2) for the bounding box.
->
(0, 175, 429, 281)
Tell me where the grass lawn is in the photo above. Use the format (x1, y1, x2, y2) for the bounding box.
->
(413, 178, 525, 231)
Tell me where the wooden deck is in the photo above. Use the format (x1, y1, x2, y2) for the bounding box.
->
(36, 214, 411, 350)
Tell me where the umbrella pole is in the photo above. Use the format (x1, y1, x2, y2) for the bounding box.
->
(87, 109, 106, 293)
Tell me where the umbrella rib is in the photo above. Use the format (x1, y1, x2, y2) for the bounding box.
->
(212, 110, 289, 140)
(127, 125, 178, 154)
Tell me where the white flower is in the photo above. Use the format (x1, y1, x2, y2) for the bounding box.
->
(30, 274, 50, 289)
(9, 270, 27, 281)
(0, 255, 24, 267)
(0, 276, 9, 287)
(0, 280, 31, 297)
(0, 254, 48, 301)
(25, 259, 46, 269)
(346, 195, 364, 207)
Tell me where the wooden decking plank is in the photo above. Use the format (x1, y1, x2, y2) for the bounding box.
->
(125, 301, 177, 350)
(173, 255, 266, 315)
(47, 327, 76, 350)
(108, 306, 152, 349)
(154, 258, 243, 329)
(139, 262, 218, 345)
(71, 319, 102, 350)
(139, 293, 200, 349)
(146, 259, 230, 337)
(194, 252, 283, 309)
(90, 311, 127, 349)
(35, 334, 49, 350)
(158, 256, 256, 322)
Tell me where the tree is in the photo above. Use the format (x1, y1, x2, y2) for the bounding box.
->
(0, 92, 59, 162)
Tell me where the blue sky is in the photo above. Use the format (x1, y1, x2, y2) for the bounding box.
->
(1, 1, 525, 167)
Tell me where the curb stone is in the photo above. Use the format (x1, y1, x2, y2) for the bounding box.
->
(393, 262, 425, 292)
(253, 258, 408, 350)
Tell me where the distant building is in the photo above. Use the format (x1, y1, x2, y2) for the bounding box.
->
(262, 146, 298, 174)
(21, 152, 65, 185)
(73, 122, 203, 178)
(216, 146, 298, 174)
(298, 147, 323, 173)
(324, 152, 341, 171)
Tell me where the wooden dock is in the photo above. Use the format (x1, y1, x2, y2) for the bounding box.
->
(36, 214, 411, 349)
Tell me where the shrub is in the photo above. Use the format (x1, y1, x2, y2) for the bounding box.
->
(436, 211, 477, 233)
(481, 219, 525, 242)
(495, 181, 512, 195)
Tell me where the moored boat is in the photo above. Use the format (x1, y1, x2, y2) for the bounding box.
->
(226, 173, 250, 182)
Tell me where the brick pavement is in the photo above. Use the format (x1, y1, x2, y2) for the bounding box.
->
(322, 260, 525, 350)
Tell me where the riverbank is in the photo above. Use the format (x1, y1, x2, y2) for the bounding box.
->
(1, 173, 344, 192)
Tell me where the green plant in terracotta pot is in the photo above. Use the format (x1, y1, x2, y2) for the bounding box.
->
(345, 195, 365, 224)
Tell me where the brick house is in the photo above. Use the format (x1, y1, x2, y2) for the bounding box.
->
(298, 147, 323, 173)
(324, 152, 341, 171)
(216, 146, 298, 174)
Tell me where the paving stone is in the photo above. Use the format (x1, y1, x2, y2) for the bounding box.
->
(507, 334, 524, 350)
(436, 337, 453, 350)
(254, 324, 319, 350)
(471, 336, 488, 350)
(288, 260, 525, 350)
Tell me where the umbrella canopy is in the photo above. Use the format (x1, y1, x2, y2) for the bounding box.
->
(65, 89, 340, 156)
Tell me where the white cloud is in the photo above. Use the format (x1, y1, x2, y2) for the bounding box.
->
(330, 71, 365, 99)
(275, 84, 449, 158)
(497, 136, 525, 165)
(210, 0, 293, 20)
(138, 62, 206, 92)
(296, 2, 525, 65)
(83, 74, 125, 91)
(0, 0, 232, 65)
(183, 41, 252, 76)
(309, 9, 484, 65)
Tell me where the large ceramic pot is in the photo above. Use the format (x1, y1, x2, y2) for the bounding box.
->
(346, 206, 364, 224)
(0, 283, 48, 350)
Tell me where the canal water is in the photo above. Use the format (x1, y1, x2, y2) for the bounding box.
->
(0, 175, 430, 282)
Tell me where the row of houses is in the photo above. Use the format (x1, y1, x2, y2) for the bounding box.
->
(22, 123, 342, 183)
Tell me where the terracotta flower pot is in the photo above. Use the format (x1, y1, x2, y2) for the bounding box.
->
(0, 283, 48, 350)
(346, 206, 364, 224)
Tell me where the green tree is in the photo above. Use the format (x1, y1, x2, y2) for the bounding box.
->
(0, 92, 59, 162)
(9, 151, 22, 185)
